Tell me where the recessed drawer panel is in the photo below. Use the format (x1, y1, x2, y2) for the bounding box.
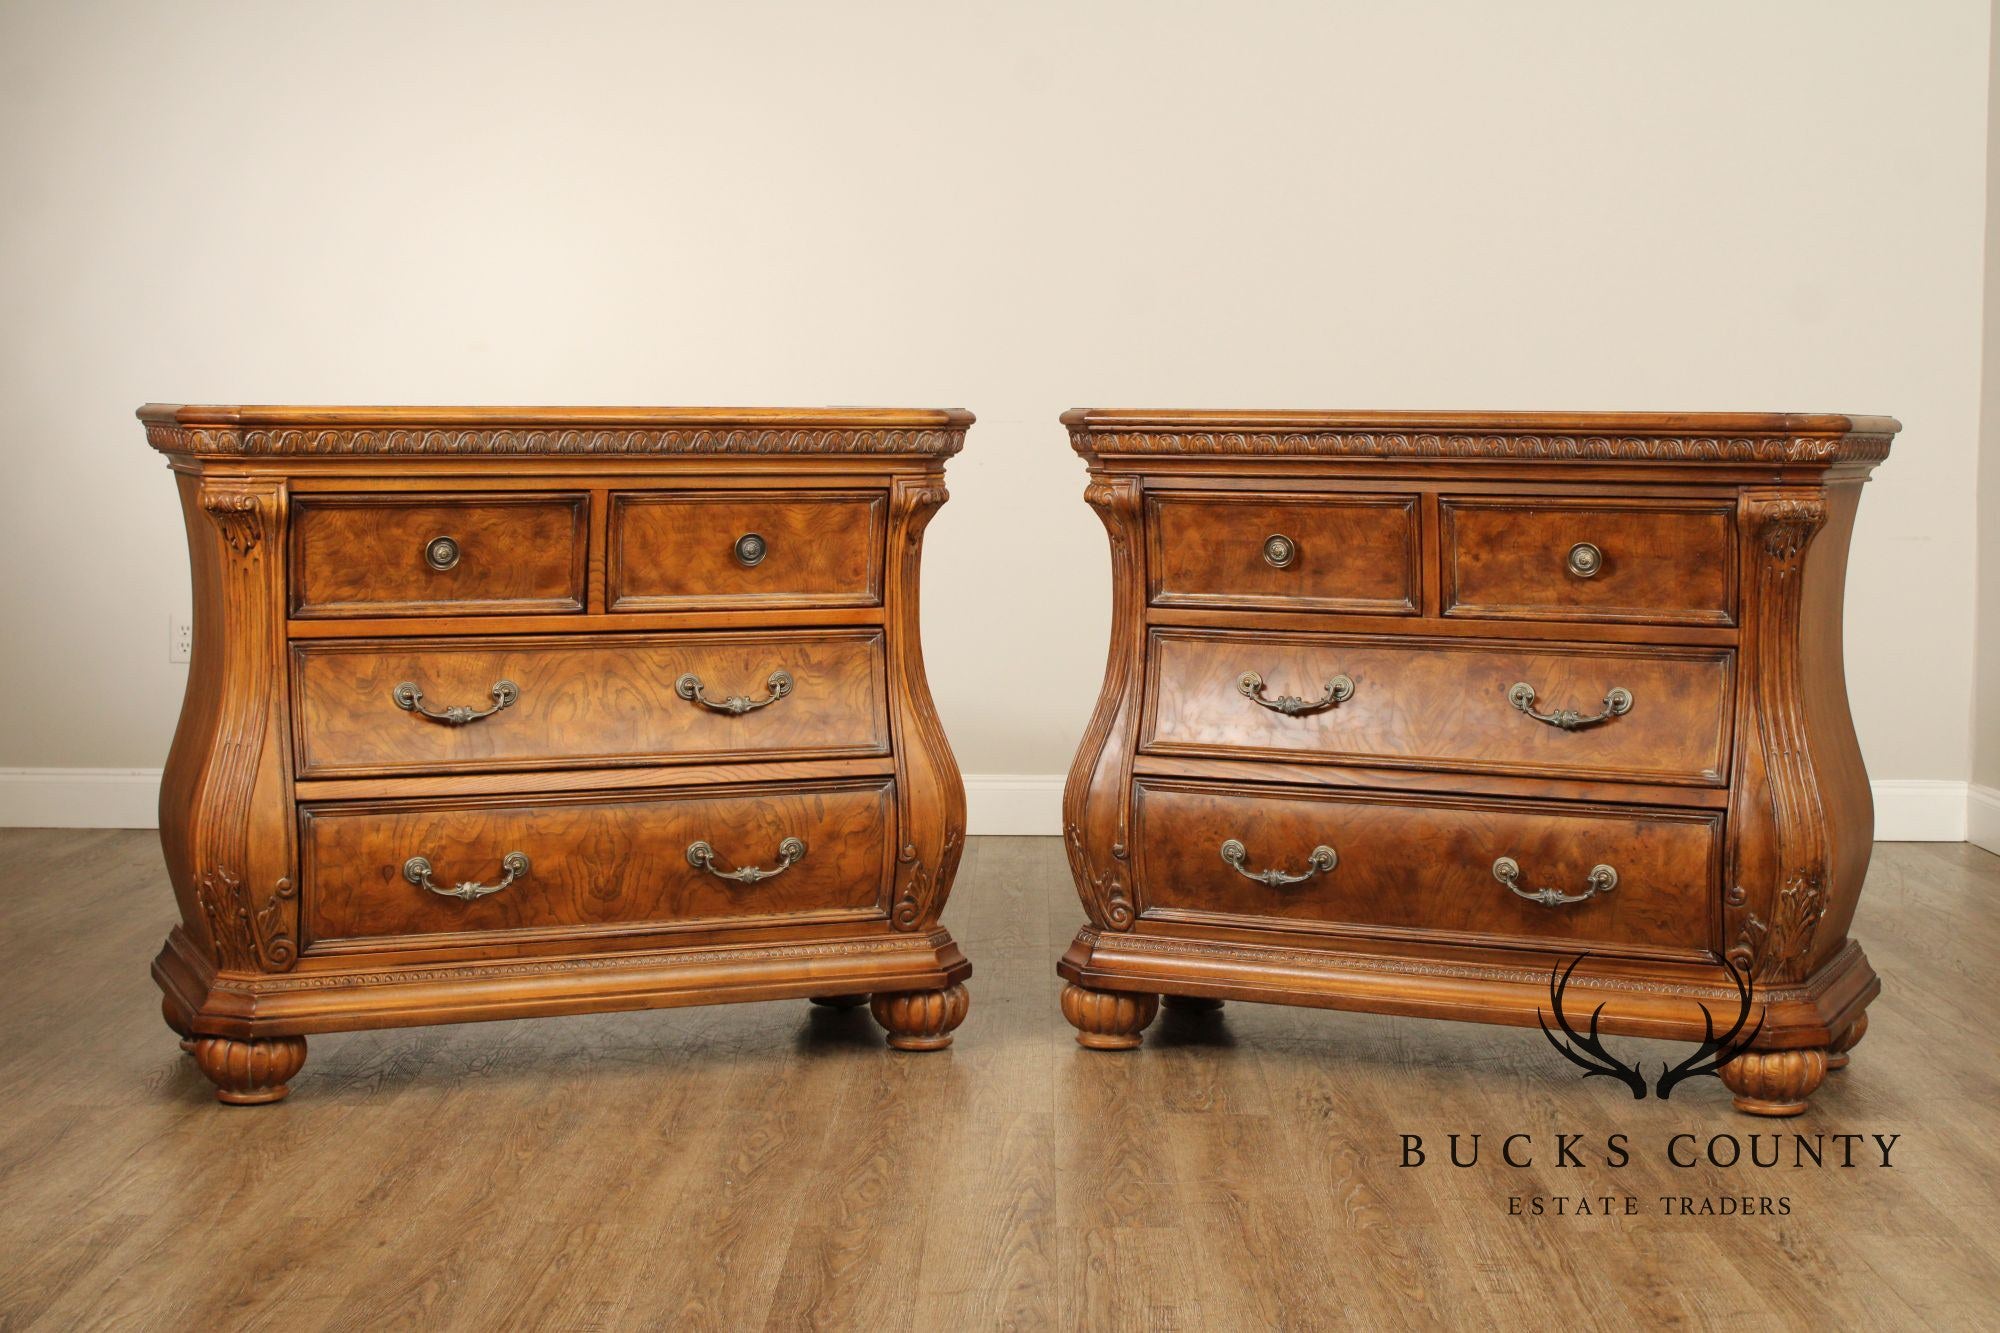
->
(290, 492, 587, 618)
(1146, 492, 1419, 614)
(1133, 779, 1718, 959)
(1143, 629, 1733, 786)
(608, 490, 886, 611)
(302, 779, 895, 949)
(1440, 497, 1736, 625)
(291, 629, 890, 778)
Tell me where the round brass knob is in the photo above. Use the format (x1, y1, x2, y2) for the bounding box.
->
(1263, 534, 1297, 569)
(424, 535, 461, 571)
(1566, 542, 1603, 578)
(734, 533, 768, 567)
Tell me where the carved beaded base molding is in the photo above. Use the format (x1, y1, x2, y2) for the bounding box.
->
(144, 404, 972, 1103)
(1057, 408, 1896, 1118)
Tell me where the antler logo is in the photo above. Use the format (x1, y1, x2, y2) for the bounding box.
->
(1538, 954, 1764, 1100)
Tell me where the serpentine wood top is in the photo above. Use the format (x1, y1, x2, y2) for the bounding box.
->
(1064, 409, 1899, 466)
(138, 404, 973, 458)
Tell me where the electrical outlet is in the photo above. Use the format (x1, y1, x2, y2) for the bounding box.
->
(169, 612, 193, 664)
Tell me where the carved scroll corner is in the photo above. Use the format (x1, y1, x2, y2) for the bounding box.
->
(1065, 822, 1135, 931)
(196, 867, 298, 972)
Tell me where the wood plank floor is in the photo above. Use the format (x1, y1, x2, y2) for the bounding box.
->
(0, 831, 1995, 1330)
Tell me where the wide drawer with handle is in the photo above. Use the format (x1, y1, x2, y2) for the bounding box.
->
(1145, 491, 1419, 615)
(300, 778, 896, 949)
(1439, 496, 1736, 626)
(291, 629, 890, 777)
(1142, 628, 1734, 786)
(1131, 779, 1718, 958)
(290, 492, 588, 618)
(607, 489, 887, 611)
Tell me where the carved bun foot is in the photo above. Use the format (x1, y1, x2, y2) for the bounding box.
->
(1062, 984, 1160, 1051)
(1826, 1013, 1868, 1071)
(870, 984, 969, 1051)
(191, 1036, 307, 1105)
(808, 995, 868, 1010)
(1719, 1048, 1827, 1117)
(1162, 995, 1225, 1014)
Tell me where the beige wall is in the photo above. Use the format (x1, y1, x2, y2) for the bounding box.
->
(0, 2, 1989, 797)
(1979, 0, 2000, 804)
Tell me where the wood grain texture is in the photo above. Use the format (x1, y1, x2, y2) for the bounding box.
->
(290, 492, 588, 617)
(1064, 408, 1892, 1110)
(0, 831, 1993, 1328)
(1440, 496, 1738, 625)
(292, 629, 889, 777)
(1143, 627, 1734, 786)
(607, 489, 885, 611)
(301, 779, 896, 947)
(1146, 491, 1419, 614)
(1132, 778, 1720, 957)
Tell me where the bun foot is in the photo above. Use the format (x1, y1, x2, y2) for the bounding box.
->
(1719, 1047, 1827, 1117)
(191, 1036, 307, 1105)
(808, 995, 868, 1010)
(870, 984, 969, 1051)
(1061, 984, 1159, 1050)
(1826, 1013, 1868, 1071)
(1162, 995, 1225, 1014)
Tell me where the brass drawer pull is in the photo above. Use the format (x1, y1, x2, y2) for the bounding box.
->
(393, 679, 520, 726)
(1220, 838, 1337, 888)
(423, 534, 461, 570)
(1566, 541, 1603, 578)
(734, 532, 769, 567)
(1493, 856, 1617, 908)
(1507, 682, 1631, 731)
(676, 670, 793, 715)
(1262, 533, 1298, 568)
(687, 836, 806, 884)
(403, 851, 530, 902)
(1238, 670, 1354, 716)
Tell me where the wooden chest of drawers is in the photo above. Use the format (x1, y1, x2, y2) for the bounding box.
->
(144, 405, 972, 1103)
(1058, 410, 1896, 1116)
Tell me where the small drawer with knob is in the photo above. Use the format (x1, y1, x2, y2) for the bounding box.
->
(607, 489, 888, 611)
(1144, 491, 1420, 614)
(1130, 778, 1718, 959)
(1439, 497, 1738, 626)
(298, 778, 898, 952)
(290, 492, 589, 618)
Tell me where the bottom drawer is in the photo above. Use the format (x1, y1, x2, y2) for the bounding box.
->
(1132, 779, 1718, 958)
(302, 779, 895, 948)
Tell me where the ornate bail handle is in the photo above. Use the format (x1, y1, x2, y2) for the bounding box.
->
(687, 836, 807, 884)
(1507, 682, 1631, 731)
(1492, 856, 1617, 908)
(403, 851, 530, 902)
(393, 679, 519, 726)
(1220, 838, 1338, 888)
(1238, 671, 1355, 717)
(676, 670, 793, 715)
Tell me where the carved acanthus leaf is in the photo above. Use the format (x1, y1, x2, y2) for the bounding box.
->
(197, 868, 298, 972)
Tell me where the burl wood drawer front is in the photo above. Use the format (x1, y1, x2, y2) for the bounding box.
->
(291, 629, 889, 778)
(1132, 780, 1718, 957)
(1143, 629, 1733, 786)
(1146, 492, 1419, 615)
(302, 779, 895, 947)
(608, 490, 886, 611)
(291, 493, 588, 618)
(1440, 497, 1736, 625)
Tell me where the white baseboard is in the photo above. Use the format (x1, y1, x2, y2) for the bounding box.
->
(1868, 779, 1968, 842)
(0, 768, 161, 830)
(1968, 783, 2000, 855)
(0, 768, 1976, 843)
(964, 774, 1066, 835)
